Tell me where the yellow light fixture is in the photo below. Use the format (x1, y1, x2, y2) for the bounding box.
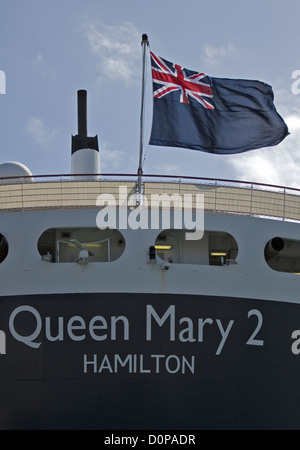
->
(155, 245, 173, 250)
(210, 252, 227, 256)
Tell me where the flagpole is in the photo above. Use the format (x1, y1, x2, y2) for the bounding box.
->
(136, 33, 149, 205)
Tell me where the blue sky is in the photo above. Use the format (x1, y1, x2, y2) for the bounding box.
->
(1, 0, 300, 187)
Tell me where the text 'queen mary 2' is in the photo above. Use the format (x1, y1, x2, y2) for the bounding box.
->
(1, 90, 300, 430)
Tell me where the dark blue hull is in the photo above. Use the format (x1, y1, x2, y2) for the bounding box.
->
(0, 293, 299, 430)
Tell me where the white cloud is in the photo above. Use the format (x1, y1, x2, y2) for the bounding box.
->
(229, 112, 300, 188)
(153, 163, 181, 175)
(25, 117, 58, 146)
(100, 145, 127, 171)
(32, 53, 45, 66)
(83, 21, 141, 85)
(202, 43, 239, 67)
(285, 114, 300, 132)
(31, 53, 57, 79)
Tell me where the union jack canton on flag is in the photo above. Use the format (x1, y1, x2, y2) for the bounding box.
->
(149, 51, 289, 154)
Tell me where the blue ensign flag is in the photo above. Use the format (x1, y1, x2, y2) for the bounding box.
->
(149, 52, 289, 154)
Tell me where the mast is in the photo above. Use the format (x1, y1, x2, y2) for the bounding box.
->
(136, 33, 149, 205)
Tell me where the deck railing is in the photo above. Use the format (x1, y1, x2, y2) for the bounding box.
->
(0, 173, 299, 222)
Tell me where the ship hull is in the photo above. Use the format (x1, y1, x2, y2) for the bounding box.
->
(1, 292, 300, 430)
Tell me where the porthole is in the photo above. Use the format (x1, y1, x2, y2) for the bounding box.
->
(265, 237, 300, 273)
(155, 229, 238, 266)
(38, 227, 125, 263)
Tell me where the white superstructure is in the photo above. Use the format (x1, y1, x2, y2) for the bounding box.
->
(0, 176, 299, 304)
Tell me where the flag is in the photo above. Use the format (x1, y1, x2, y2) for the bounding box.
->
(149, 52, 289, 154)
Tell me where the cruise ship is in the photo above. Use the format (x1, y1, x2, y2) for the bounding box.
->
(0, 89, 300, 430)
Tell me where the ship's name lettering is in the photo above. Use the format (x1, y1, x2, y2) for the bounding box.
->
(146, 305, 234, 355)
(7, 305, 264, 354)
(84, 353, 195, 375)
(147, 306, 264, 354)
(9, 305, 130, 349)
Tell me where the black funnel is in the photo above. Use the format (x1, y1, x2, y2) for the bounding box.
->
(72, 90, 98, 154)
(77, 89, 87, 137)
